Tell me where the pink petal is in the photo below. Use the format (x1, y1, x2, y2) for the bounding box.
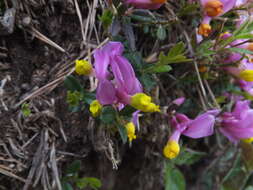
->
(172, 97, 185, 106)
(221, 0, 237, 13)
(96, 80, 117, 105)
(182, 114, 216, 138)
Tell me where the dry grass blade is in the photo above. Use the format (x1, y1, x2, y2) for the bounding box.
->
(50, 143, 62, 190)
(0, 166, 26, 183)
(74, 0, 85, 45)
(28, 27, 66, 53)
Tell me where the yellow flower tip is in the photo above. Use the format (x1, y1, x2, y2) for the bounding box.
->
(125, 122, 137, 142)
(204, 0, 223, 17)
(239, 70, 253, 82)
(130, 93, 160, 113)
(89, 100, 102, 117)
(198, 24, 212, 37)
(163, 141, 180, 159)
(146, 103, 161, 112)
(75, 59, 93, 75)
(242, 137, 253, 144)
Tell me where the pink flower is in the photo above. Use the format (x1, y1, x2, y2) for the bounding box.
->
(198, 0, 237, 36)
(163, 110, 220, 159)
(93, 41, 142, 105)
(170, 110, 220, 140)
(219, 100, 253, 143)
(124, 0, 166, 9)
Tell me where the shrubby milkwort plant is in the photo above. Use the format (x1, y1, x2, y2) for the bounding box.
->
(64, 0, 253, 189)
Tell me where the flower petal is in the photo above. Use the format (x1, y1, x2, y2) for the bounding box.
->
(182, 113, 216, 138)
(96, 80, 117, 105)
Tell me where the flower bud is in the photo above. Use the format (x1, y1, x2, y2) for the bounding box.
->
(125, 122, 137, 142)
(75, 60, 93, 75)
(163, 141, 180, 159)
(89, 100, 102, 117)
(130, 93, 160, 112)
(198, 23, 212, 37)
(204, 0, 223, 17)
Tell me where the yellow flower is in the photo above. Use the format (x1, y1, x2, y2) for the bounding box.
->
(125, 122, 137, 142)
(89, 100, 102, 117)
(239, 70, 253, 82)
(130, 93, 160, 112)
(163, 141, 180, 159)
(198, 24, 212, 37)
(204, 0, 223, 17)
(75, 60, 93, 75)
(242, 137, 253, 144)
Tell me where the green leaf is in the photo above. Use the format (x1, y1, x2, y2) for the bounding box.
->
(76, 178, 88, 189)
(99, 9, 113, 29)
(119, 105, 136, 117)
(130, 14, 155, 23)
(76, 177, 102, 190)
(233, 19, 251, 36)
(168, 42, 185, 57)
(229, 47, 253, 55)
(173, 148, 206, 166)
(100, 106, 116, 124)
(21, 103, 31, 117)
(86, 177, 102, 189)
(116, 124, 128, 144)
(178, 4, 199, 17)
(157, 25, 166, 41)
(164, 162, 186, 190)
(66, 160, 81, 176)
(82, 92, 96, 104)
(155, 43, 192, 66)
(67, 91, 81, 107)
(64, 75, 83, 92)
(62, 182, 73, 190)
(139, 73, 156, 91)
(233, 33, 253, 40)
(147, 65, 172, 73)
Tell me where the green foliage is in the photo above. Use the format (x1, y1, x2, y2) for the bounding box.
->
(116, 123, 128, 144)
(139, 73, 156, 91)
(157, 42, 192, 65)
(62, 182, 73, 190)
(119, 105, 137, 118)
(64, 75, 83, 93)
(76, 177, 102, 190)
(62, 160, 102, 190)
(21, 103, 31, 117)
(164, 162, 186, 190)
(64, 75, 96, 111)
(196, 41, 216, 59)
(229, 47, 253, 55)
(144, 42, 191, 75)
(177, 4, 199, 17)
(99, 9, 113, 29)
(67, 91, 82, 108)
(100, 106, 117, 124)
(173, 148, 206, 166)
(219, 20, 253, 48)
(66, 160, 81, 177)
